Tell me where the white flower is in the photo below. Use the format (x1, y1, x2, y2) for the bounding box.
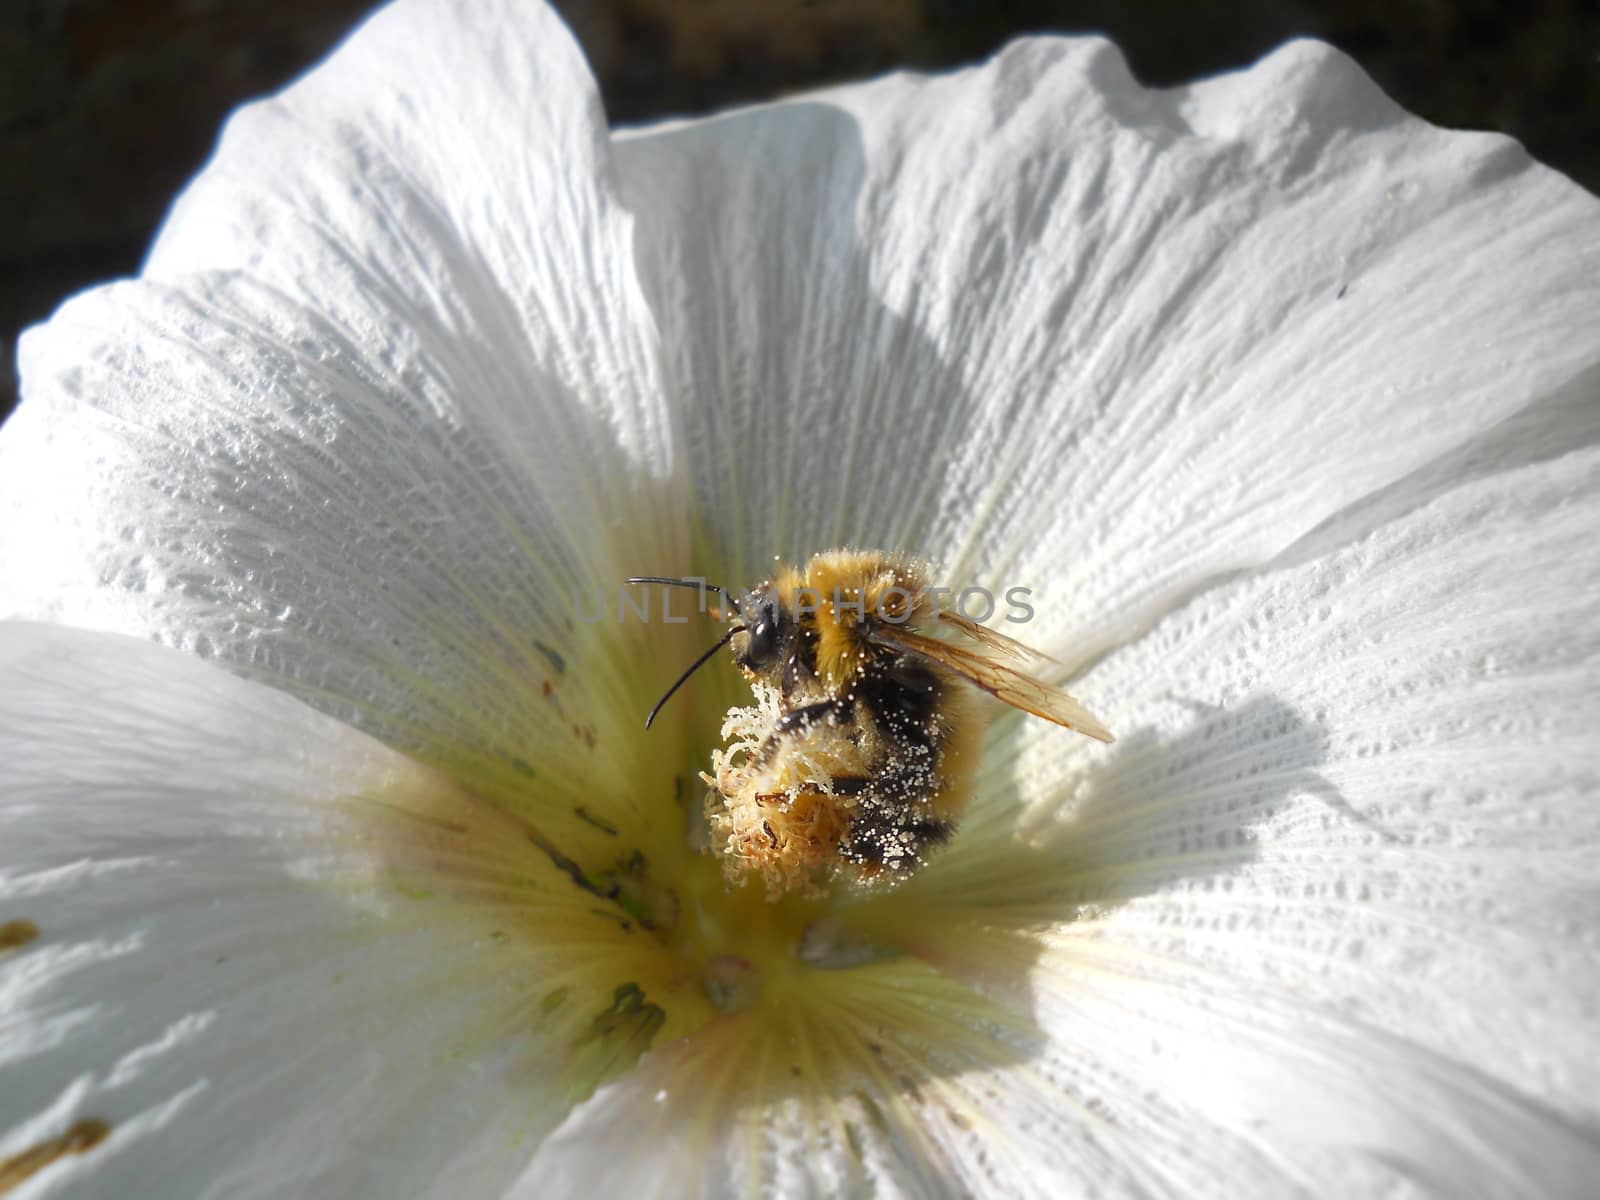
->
(3, 0, 1598, 1195)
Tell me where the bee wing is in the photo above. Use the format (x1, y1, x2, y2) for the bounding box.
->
(934, 609, 1066, 670)
(870, 624, 1115, 743)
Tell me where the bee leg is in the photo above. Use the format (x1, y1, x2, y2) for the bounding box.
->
(780, 647, 817, 695)
(772, 697, 854, 737)
(748, 698, 857, 770)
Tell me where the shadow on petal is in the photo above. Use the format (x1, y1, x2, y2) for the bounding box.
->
(617, 101, 990, 587)
(1049, 692, 1372, 904)
(794, 694, 1353, 1088)
(870, 692, 1348, 926)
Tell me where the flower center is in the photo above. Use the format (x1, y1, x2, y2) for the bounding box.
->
(341, 595, 1061, 1128)
(662, 848, 828, 1011)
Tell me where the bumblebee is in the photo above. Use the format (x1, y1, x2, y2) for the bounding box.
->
(629, 550, 1112, 896)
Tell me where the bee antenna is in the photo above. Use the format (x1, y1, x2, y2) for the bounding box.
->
(625, 576, 741, 614)
(643, 625, 745, 730)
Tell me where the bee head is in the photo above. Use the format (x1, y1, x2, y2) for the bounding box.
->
(732, 584, 792, 676)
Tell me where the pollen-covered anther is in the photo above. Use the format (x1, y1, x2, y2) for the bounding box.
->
(706, 685, 864, 897)
(710, 784, 855, 900)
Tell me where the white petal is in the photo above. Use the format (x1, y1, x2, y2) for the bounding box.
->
(616, 37, 1600, 659)
(0, 623, 589, 1197)
(900, 439, 1600, 1191)
(0, 0, 691, 810)
(147, 0, 670, 470)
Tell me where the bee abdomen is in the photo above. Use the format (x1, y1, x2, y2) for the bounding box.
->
(840, 798, 954, 871)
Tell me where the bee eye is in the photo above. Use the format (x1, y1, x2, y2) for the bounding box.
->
(751, 620, 775, 654)
(746, 603, 782, 665)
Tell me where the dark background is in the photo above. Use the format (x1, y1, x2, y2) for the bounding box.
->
(3, 0, 1596, 425)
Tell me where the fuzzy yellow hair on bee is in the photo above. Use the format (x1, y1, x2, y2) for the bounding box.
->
(629, 550, 1112, 897)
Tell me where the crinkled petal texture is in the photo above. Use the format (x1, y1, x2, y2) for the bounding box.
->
(0, 0, 692, 828)
(0, 624, 599, 1198)
(3, 0, 1600, 1195)
(618, 37, 1600, 668)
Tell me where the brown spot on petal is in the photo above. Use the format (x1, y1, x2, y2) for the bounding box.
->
(534, 641, 566, 675)
(0, 920, 39, 952)
(0, 1119, 112, 1193)
(540, 986, 570, 1015)
(573, 807, 619, 836)
(565, 983, 665, 1104)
